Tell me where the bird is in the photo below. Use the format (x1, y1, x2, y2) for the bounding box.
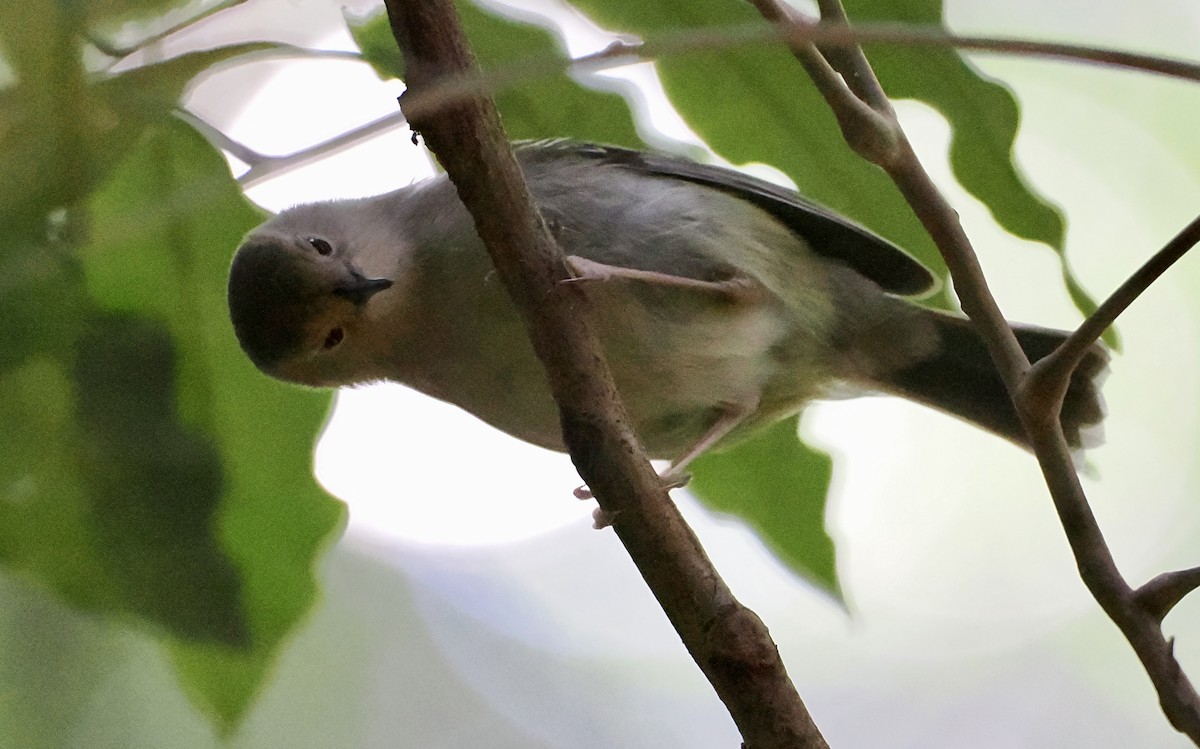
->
(227, 140, 1106, 485)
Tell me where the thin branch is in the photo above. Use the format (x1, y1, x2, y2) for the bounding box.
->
(576, 21, 1200, 84)
(175, 109, 264, 167)
(812, 0, 891, 110)
(744, 0, 898, 165)
(238, 111, 409, 187)
(165, 19, 1199, 186)
(176, 109, 410, 188)
(380, 1, 827, 746)
(1136, 567, 1200, 624)
(745, 0, 1200, 741)
(752, 1, 1033, 389)
(1032, 213, 1200, 391)
(397, 22, 1199, 176)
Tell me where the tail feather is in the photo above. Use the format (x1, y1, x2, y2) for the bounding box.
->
(883, 314, 1108, 449)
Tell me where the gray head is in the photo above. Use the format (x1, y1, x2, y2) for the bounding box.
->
(228, 229, 393, 387)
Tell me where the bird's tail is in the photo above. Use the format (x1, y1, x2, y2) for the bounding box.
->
(881, 313, 1108, 449)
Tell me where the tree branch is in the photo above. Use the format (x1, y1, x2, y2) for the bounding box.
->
(178, 109, 411, 188)
(1031, 213, 1200, 393)
(745, 0, 1200, 742)
(379, 2, 827, 746)
(1136, 567, 1200, 625)
(394, 23, 1200, 137)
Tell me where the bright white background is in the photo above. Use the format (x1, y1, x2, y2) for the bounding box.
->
(10, 0, 1200, 747)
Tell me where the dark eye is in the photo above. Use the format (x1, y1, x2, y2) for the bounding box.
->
(323, 327, 344, 349)
(306, 237, 333, 256)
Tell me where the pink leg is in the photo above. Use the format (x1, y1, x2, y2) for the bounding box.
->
(563, 255, 764, 304)
(576, 399, 757, 526)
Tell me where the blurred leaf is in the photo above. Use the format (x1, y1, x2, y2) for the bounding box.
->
(73, 312, 246, 644)
(0, 228, 88, 375)
(0, 41, 276, 233)
(0, 1, 82, 81)
(0, 357, 110, 604)
(95, 43, 281, 120)
(348, 3, 643, 147)
(0, 115, 344, 734)
(83, 0, 195, 28)
(0, 0, 96, 234)
(77, 117, 346, 731)
(1, 306, 244, 646)
(690, 418, 840, 599)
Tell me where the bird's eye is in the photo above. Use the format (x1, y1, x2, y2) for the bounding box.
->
(306, 237, 333, 256)
(323, 327, 344, 349)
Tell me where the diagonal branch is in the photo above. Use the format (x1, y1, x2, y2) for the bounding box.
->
(380, 1, 828, 746)
(394, 23, 1200, 140)
(1136, 567, 1200, 624)
(1031, 213, 1200, 394)
(754, 0, 1031, 389)
(744, 0, 1200, 743)
(178, 109, 410, 188)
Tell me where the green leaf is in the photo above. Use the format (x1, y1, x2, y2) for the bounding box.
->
(690, 418, 840, 599)
(840, 0, 1106, 338)
(843, 0, 1062, 246)
(0, 0, 95, 234)
(78, 118, 346, 731)
(0, 116, 345, 733)
(347, 2, 643, 147)
(0, 228, 88, 375)
(95, 43, 281, 123)
(0, 41, 277, 233)
(0, 1, 82, 82)
(73, 311, 247, 644)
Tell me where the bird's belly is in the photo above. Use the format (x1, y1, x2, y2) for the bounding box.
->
(407, 290, 809, 461)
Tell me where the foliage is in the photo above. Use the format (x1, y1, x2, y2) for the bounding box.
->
(0, 0, 1103, 735)
(0, 3, 343, 733)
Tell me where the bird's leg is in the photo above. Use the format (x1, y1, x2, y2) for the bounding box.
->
(563, 255, 764, 304)
(577, 399, 757, 528)
(659, 399, 756, 486)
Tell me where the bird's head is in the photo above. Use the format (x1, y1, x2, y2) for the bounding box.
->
(228, 230, 393, 387)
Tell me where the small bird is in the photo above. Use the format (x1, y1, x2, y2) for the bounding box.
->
(228, 141, 1106, 483)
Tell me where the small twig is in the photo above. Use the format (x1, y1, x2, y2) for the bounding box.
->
(812, 0, 891, 110)
(396, 21, 1200, 137)
(164, 21, 1198, 175)
(580, 21, 1200, 85)
(175, 109, 264, 167)
(744, 0, 898, 165)
(1136, 567, 1200, 624)
(756, 0, 1032, 389)
(238, 112, 410, 187)
(1032, 213, 1200, 393)
(745, 0, 1200, 742)
(381, 1, 828, 746)
(176, 109, 410, 187)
